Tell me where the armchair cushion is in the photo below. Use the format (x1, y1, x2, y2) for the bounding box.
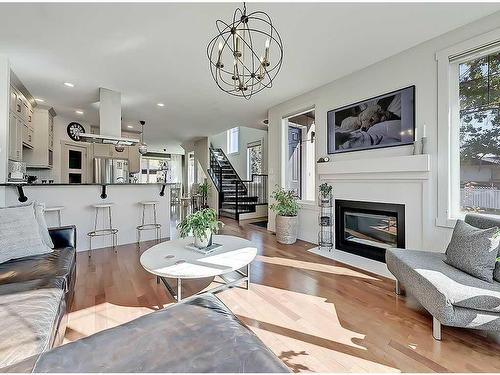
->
(0, 278, 65, 369)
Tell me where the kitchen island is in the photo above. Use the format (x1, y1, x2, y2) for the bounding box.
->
(1, 183, 174, 252)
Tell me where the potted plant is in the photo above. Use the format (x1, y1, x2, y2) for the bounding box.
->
(198, 181, 210, 209)
(270, 186, 300, 244)
(177, 208, 224, 249)
(319, 182, 333, 204)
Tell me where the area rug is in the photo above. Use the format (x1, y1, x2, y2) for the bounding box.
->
(250, 220, 268, 228)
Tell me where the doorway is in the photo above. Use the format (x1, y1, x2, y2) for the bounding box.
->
(284, 109, 315, 201)
(61, 141, 89, 184)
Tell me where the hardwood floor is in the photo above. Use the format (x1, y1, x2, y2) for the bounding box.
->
(64, 216, 500, 373)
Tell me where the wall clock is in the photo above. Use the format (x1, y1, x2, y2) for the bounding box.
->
(67, 122, 85, 141)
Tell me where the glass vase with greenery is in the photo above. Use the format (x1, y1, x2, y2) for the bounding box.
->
(319, 182, 333, 204)
(177, 208, 224, 248)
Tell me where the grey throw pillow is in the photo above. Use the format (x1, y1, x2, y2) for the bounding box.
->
(445, 220, 499, 283)
(0, 203, 53, 264)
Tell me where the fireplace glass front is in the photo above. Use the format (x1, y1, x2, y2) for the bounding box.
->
(344, 211, 398, 250)
(335, 200, 405, 262)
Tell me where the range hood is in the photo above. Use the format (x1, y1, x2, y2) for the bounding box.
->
(79, 88, 139, 145)
(79, 133, 138, 146)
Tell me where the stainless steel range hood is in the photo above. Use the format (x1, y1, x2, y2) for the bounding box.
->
(79, 133, 138, 146)
(80, 88, 139, 145)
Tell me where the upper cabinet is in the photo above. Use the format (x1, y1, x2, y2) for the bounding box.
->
(8, 85, 35, 161)
(23, 107, 56, 168)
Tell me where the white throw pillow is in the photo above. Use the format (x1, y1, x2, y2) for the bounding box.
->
(33, 202, 55, 249)
(0, 203, 53, 264)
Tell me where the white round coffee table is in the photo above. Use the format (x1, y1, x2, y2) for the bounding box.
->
(140, 235, 257, 302)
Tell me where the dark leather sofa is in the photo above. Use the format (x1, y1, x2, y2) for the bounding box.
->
(4, 293, 291, 373)
(0, 226, 76, 370)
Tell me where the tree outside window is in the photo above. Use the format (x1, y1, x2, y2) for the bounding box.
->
(459, 51, 500, 214)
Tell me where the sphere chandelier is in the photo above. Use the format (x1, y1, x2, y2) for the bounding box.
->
(207, 2, 283, 99)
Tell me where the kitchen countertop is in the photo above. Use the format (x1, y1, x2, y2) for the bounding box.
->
(0, 182, 177, 187)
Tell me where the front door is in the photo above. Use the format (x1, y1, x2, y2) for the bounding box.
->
(287, 126, 302, 198)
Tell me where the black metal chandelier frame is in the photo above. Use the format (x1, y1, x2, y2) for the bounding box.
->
(207, 3, 284, 99)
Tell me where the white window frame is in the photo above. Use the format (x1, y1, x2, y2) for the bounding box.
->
(436, 28, 500, 228)
(227, 127, 239, 155)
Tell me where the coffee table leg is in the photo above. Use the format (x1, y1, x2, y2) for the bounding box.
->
(246, 263, 250, 290)
(177, 278, 182, 302)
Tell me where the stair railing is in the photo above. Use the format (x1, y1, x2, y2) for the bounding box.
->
(208, 147, 224, 209)
(234, 174, 268, 221)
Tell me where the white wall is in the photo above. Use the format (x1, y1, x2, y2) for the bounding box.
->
(211, 126, 268, 179)
(267, 12, 500, 253)
(4, 184, 171, 252)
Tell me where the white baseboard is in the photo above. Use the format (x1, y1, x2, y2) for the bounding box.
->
(308, 247, 395, 279)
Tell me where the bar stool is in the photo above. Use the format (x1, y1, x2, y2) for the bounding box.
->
(137, 201, 161, 244)
(43, 206, 64, 227)
(87, 203, 118, 257)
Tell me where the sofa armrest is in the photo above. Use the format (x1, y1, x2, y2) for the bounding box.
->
(49, 225, 77, 249)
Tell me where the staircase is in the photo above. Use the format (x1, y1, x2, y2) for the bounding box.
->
(209, 147, 267, 220)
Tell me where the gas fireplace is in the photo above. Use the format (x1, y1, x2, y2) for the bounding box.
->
(335, 200, 405, 262)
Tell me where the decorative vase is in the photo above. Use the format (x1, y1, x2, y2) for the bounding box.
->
(275, 214, 298, 244)
(194, 229, 212, 249)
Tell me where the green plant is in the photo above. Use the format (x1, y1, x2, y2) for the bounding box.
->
(319, 182, 333, 198)
(198, 181, 210, 197)
(269, 186, 300, 217)
(177, 208, 223, 240)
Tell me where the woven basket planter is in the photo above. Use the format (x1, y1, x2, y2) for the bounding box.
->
(275, 214, 298, 244)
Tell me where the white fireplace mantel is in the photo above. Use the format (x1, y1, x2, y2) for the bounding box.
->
(318, 154, 430, 181)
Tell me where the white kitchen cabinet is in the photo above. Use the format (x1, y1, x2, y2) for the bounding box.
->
(111, 145, 129, 159)
(92, 143, 112, 158)
(23, 108, 55, 168)
(128, 145, 141, 173)
(8, 112, 22, 161)
(22, 123, 34, 149)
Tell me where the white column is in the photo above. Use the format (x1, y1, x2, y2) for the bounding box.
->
(0, 56, 10, 206)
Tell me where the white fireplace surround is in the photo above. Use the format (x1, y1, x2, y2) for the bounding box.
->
(294, 154, 431, 276)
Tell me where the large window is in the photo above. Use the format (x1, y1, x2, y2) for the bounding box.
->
(247, 141, 262, 178)
(458, 51, 500, 215)
(227, 127, 239, 154)
(140, 155, 183, 184)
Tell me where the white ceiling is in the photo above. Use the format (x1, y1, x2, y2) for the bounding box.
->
(0, 3, 499, 150)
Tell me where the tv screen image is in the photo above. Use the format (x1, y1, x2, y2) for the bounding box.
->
(327, 86, 415, 154)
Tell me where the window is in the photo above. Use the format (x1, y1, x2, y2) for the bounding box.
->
(227, 127, 239, 154)
(140, 156, 182, 184)
(247, 141, 262, 178)
(284, 110, 315, 201)
(458, 51, 500, 215)
(436, 30, 500, 227)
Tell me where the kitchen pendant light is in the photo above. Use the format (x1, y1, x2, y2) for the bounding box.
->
(207, 2, 283, 99)
(139, 120, 148, 155)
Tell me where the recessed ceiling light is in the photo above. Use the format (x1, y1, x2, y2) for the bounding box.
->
(127, 125, 133, 129)
(75, 110, 84, 115)
(35, 98, 45, 102)
(157, 103, 165, 107)
(64, 82, 75, 87)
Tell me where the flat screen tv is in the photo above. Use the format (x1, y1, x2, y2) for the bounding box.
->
(327, 86, 415, 154)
